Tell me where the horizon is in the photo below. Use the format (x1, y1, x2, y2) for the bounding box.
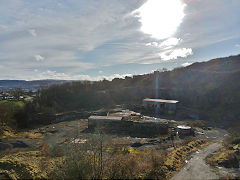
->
(0, 53, 239, 81)
(0, 0, 240, 81)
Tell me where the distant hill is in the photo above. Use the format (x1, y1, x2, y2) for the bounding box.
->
(186, 55, 240, 73)
(0, 80, 68, 91)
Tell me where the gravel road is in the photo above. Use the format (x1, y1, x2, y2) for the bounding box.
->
(171, 142, 223, 180)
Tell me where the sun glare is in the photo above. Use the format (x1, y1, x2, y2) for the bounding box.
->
(135, 0, 186, 39)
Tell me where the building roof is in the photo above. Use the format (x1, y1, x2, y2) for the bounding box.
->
(177, 125, 191, 130)
(89, 115, 122, 121)
(143, 98, 179, 104)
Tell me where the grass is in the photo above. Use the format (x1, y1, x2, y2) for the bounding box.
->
(107, 139, 209, 179)
(50, 137, 209, 179)
(207, 148, 236, 165)
(1, 127, 44, 139)
(2, 131, 44, 139)
(0, 150, 63, 179)
(207, 127, 240, 169)
(0, 100, 25, 108)
(0, 135, 209, 179)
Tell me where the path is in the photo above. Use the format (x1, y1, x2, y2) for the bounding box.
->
(171, 142, 223, 180)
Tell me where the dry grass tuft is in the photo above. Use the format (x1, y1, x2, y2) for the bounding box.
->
(207, 147, 239, 168)
(0, 150, 63, 179)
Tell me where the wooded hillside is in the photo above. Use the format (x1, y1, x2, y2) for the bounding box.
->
(24, 54, 240, 127)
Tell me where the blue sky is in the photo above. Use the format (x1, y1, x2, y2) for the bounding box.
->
(0, 0, 239, 80)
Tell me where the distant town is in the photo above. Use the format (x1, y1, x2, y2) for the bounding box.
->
(0, 80, 69, 102)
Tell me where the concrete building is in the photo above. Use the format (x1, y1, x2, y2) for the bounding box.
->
(177, 125, 193, 136)
(88, 115, 123, 129)
(88, 115, 168, 137)
(143, 98, 179, 114)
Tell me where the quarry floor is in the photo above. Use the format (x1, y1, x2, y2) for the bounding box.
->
(1, 118, 237, 179)
(1, 118, 228, 153)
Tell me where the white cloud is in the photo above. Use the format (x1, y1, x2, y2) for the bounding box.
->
(159, 48, 193, 61)
(34, 55, 44, 61)
(176, 0, 240, 48)
(28, 29, 37, 37)
(29, 70, 132, 81)
(0, 0, 144, 78)
(145, 38, 181, 49)
(99, 74, 133, 81)
(182, 62, 192, 67)
(236, 44, 240, 48)
(159, 38, 181, 48)
(146, 42, 159, 47)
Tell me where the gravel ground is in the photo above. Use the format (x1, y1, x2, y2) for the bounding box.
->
(171, 143, 223, 180)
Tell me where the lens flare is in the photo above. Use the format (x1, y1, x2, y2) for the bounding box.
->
(135, 0, 186, 39)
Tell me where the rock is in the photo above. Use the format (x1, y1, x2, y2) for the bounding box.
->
(148, 139, 158, 143)
(10, 141, 28, 148)
(48, 129, 58, 133)
(0, 142, 12, 151)
(131, 142, 143, 147)
(167, 147, 174, 151)
(233, 144, 239, 150)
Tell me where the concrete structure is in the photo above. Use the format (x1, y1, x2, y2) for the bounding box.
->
(88, 115, 168, 137)
(88, 115, 123, 129)
(143, 98, 179, 114)
(177, 125, 193, 136)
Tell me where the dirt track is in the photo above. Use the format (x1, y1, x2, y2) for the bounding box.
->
(171, 142, 223, 180)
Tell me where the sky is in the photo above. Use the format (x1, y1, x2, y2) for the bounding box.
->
(0, 0, 239, 81)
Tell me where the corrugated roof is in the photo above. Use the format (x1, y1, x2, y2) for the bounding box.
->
(143, 98, 179, 104)
(89, 115, 122, 121)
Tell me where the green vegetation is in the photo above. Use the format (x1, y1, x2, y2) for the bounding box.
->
(0, 100, 26, 133)
(0, 100, 24, 107)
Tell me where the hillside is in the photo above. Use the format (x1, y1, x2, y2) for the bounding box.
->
(19, 54, 240, 127)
